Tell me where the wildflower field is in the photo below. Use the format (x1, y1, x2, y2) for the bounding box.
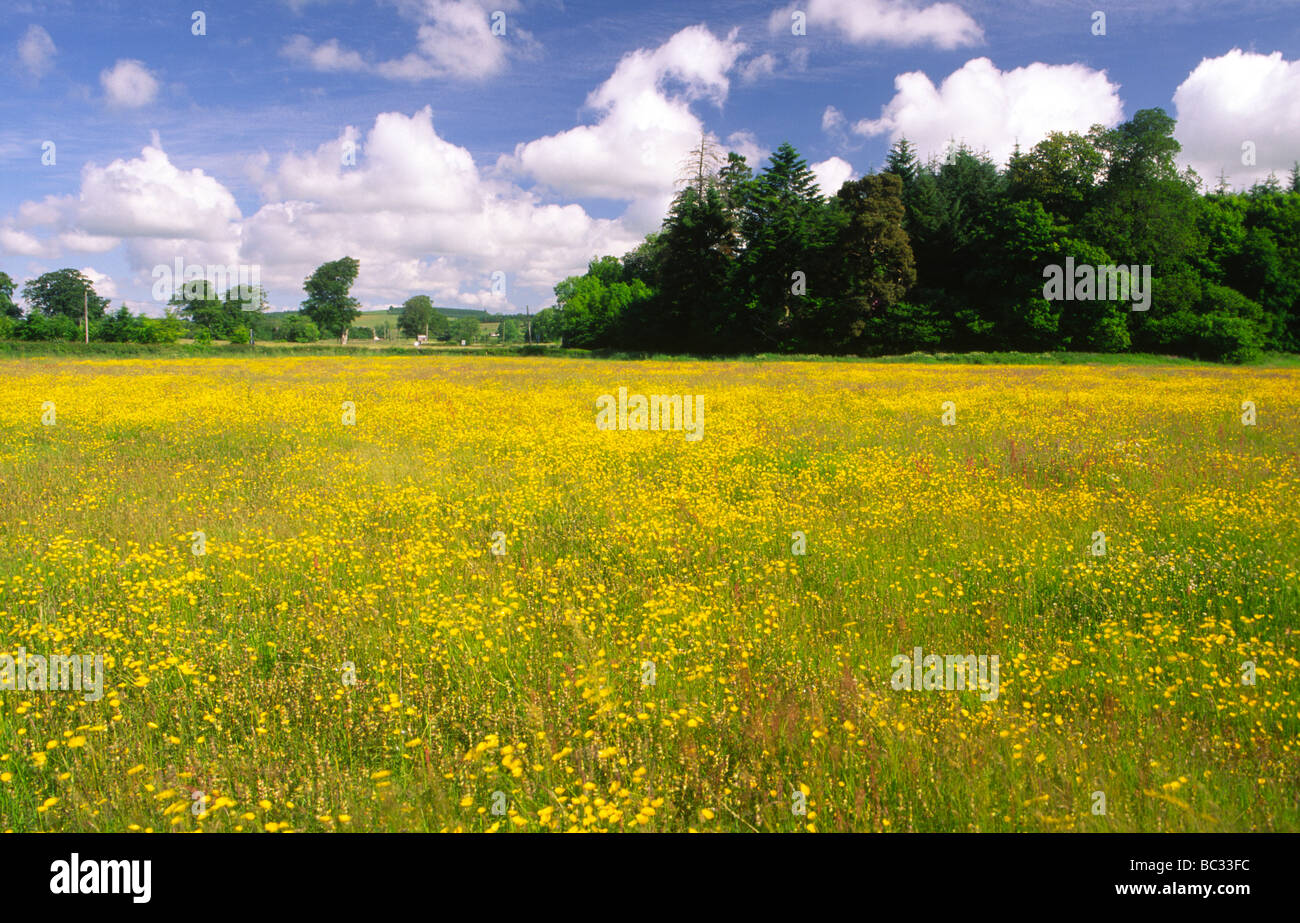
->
(0, 355, 1296, 833)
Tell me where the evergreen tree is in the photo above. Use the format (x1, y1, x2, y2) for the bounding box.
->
(824, 172, 917, 350)
(737, 143, 827, 349)
(656, 185, 737, 351)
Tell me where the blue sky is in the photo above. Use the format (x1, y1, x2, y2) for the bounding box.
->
(2, 0, 1298, 315)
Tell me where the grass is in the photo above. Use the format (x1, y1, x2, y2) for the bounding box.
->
(3, 339, 1300, 366)
(0, 354, 1295, 832)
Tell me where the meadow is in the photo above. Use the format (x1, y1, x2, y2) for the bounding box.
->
(0, 355, 1295, 832)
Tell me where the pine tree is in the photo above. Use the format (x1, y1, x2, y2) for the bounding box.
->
(658, 184, 736, 351)
(716, 152, 753, 257)
(754, 142, 821, 203)
(738, 143, 828, 349)
(883, 137, 919, 190)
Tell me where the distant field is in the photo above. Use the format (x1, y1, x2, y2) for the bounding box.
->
(353, 307, 490, 323)
(0, 356, 1296, 832)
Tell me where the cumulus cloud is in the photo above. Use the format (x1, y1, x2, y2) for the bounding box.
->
(1173, 49, 1300, 188)
(242, 106, 643, 308)
(58, 231, 120, 253)
(18, 25, 56, 79)
(504, 24, 746, 201)
(1, 110, 644, 311)
(70, 142, 241, 244)
(770, 0, 982, 49)
(811, 156, 854, 195)
(9, 102, 653, 310)
(259, 114, 478, 214)
(100, 59, 159, 108)
(281, 0, 528, 82)
(5, 140, 243, 281)
(852, 57, 1124, 166)
(0, 226, 52, 258)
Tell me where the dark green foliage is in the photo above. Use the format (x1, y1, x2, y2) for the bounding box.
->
(499, 317, 523, 343)
(301, 257, 362, 339)
(452, 316, 480, 344)
(283, 315, 320, 342)
(21, 268, 110, 321)
(398, 295, 435, 337)
(0, 272, 18, 319)
(823, 172, 916, 351)
(13, 312, 80, 341)
(92, 305, 183, 343)
(540, 109, 1294, 362)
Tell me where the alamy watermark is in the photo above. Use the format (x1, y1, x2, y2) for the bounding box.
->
(49, 854, 150, 903)
(890, 646, 1000, 702)
(595, 387, 704, 441)
(1043, 259, 1152, 311)
(0, 648, 104, 702)
(151, 258, 262, 306)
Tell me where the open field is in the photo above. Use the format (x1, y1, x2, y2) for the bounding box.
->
(0, 355, 1296, 832)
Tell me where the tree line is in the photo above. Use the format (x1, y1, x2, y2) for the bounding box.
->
(551, 108, 1300, 362)
(0, 257, 555, 346)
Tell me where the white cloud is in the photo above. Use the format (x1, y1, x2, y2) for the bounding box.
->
(240, 107, 643, 309)
(281, 35, 367, 72)
(811, 156, 854, 195)
(1173, 49, 1300, 189)
(852, 57, 1124, 166)
(738, 53, 776, 84)
(0, 226, 52, 258)
(79, 267, 117, 300)
(18, 25, 56, 79)
(100, 59, 159, 108)
(15, 198, 63, 227)
(58, 231, 120, 253)
(74, 143, 242, 242)
(504, 24, 746, 201)
(770, 0, 982, 49)
(726, 130, 766, 168)
(260, 114, 479, 214)
(3, 112, 629, 311)
(5, 141, 244, 282)
(282, 0, 527, 82)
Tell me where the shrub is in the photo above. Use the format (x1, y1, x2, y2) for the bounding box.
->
(1193, 313, 1263, 363)
(284, 315, 320, 342)
(16, 313, 80, 341)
